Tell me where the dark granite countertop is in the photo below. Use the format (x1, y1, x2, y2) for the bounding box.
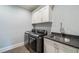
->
(44, 32, 79, 49)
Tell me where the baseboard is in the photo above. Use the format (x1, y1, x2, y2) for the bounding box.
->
(0, 42, 24, 53)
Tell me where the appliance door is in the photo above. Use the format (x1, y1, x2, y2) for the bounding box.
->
(37, 37, 43, 53)
(29, 36, 37, 52)
(24, 33, 30, 49)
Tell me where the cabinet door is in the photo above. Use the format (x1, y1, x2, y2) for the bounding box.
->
(44, 38, 58, 53)
(41, 6, 49, 22)
(58, 43, 78, 53)
(32, 6, 52, 24)
(32, 12, 38, 23)
(32, 13, 36, 23)
(44, 38, 78, 53)
(36, 10, 42, 23)
(32, 8, 42, 23)
(59, 6, 79, 36)
(62, 18, 79, 36)
(44, 43, 56, 53)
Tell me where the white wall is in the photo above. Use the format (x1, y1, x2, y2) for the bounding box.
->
(0, 6, 32, 49)
(51, 5, 79, 35)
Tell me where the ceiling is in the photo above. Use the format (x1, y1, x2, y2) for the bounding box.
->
(17, 5, 40, 11)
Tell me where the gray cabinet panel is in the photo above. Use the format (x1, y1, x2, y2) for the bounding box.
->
(44, 38, 78, 53)
(44, 38, 58, 53)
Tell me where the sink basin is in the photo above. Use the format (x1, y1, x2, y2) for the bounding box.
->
(64, 38, 70, 43)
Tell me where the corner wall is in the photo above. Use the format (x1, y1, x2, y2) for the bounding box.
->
(0, 6, 32, 50)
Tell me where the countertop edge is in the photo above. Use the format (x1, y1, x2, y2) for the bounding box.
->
(44, 36, 79, 49)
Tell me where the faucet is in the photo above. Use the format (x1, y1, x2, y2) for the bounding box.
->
(60, 22, 65, 41)
(60, 22, 65, 34)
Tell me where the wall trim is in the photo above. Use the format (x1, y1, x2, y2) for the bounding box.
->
(0, 42, 24, 53)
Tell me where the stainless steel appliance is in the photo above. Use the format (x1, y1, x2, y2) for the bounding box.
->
(24, 29, 47, 53)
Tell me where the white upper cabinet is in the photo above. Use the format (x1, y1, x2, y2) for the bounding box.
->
(51, 5, 79, 36)
(51, 6, 62, 33)
(32, 6, 52, 24)
(62, 6, 79, 35)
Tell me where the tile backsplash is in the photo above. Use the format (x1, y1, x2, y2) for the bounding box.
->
(32, 22, 52, 34)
